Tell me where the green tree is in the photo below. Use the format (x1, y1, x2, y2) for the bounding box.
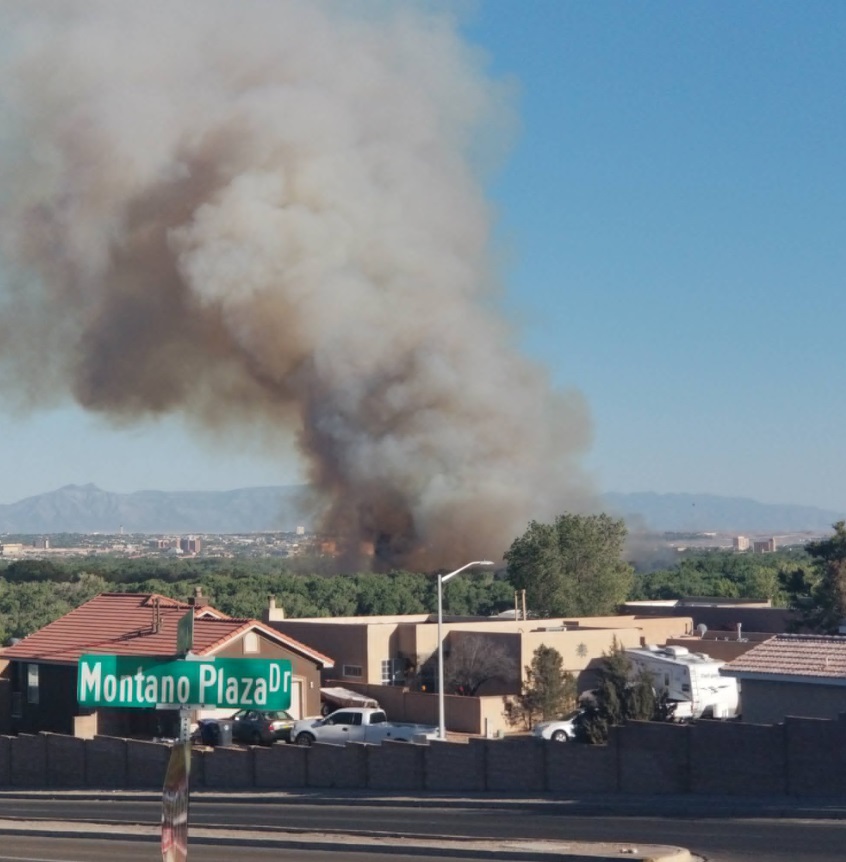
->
(577, 640, 656, 744)
(511, 644, 576, 729)
(804, 522, 846, 633)
(505, 513, 633, 616)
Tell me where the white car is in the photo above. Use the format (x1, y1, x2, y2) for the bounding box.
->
(532, 709, 582, 742)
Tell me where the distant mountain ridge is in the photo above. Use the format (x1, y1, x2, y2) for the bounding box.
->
(602, 491, 846, 534)
(0, 483, 311, 534)
(0, 485, 842, 535)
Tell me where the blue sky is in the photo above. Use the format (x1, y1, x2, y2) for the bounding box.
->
(465, 1, 846, 512)
(1, 1, 845, 511)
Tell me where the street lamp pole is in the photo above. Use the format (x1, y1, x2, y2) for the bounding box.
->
(437, 560, 495, 741)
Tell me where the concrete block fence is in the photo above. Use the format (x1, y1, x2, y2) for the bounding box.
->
(2, 713, 846, 796)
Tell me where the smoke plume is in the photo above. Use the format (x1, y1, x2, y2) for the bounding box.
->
(0, 1, 594, 569)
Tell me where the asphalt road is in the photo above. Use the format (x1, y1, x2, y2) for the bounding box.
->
(0, 794, 844, 861)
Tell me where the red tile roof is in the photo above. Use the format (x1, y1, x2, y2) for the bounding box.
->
(722, 634, 846, 682)
(0, 592, 333, 668)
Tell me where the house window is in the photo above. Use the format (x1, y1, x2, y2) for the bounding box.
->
(342, 665, 363, 678)
(26, 664, 39, 705)
(243, 632, 259, 654)
(381, 658, 403, 685)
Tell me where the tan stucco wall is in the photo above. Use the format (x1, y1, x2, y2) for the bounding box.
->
(269, 614, 694, 699)
(270, 620, 372, 686)
(212, 630, 325, 718)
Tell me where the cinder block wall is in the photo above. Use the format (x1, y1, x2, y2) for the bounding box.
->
(202, 746, 254, 789)
(546, 735, 617, 794)
(690, 720, 785, 796)
(4, 712, 846, 797)
(11, 734, 47, 787)
(484, 738, 545, 793)
(425, 738, 486, 792)
(367, 741, 425, 791)
(617, 722, 690, 794)
(85, 736, 127, 788)
(45, 733, 85, 788)
(306, 742, 368, 789)
(784, 714, 846, 797)
(126, 739, 170, 789)
(254, 744, 307, 789)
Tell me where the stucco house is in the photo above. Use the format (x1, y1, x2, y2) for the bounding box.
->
(263, 599, 693, 696)
(0, 592, 333, 738)
(721, 633, 846, 724)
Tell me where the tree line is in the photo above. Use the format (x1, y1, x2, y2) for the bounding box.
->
(1, 514, 845, 645)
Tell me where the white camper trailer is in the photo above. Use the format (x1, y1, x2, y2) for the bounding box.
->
(626, 645, 739, 721)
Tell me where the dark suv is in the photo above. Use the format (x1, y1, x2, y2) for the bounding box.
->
(196, 709, 295, 746)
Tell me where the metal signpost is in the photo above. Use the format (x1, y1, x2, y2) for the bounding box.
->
(77, 642, 292, 862)
(161, 741, 190, 862)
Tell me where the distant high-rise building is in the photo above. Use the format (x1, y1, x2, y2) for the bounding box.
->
(295, 525, 305, 536)
(179, 536, 201, 555)
(753, 537, 777, 553)
(733, 535, 750, 552)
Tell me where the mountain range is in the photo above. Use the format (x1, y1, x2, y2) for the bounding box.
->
(0, 484, 310, 535)
(0, 484, 842, 536)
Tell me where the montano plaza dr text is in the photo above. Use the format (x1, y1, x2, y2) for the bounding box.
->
(77, 654, 292, 710)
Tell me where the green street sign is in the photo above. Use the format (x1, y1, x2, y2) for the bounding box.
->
(77, 654, 292, 710)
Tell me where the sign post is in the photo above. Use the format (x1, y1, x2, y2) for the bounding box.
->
(161, 740, 190, 862)
(77, 652, 292, 862)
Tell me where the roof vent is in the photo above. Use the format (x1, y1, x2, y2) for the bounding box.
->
(663, 645, 689, 658)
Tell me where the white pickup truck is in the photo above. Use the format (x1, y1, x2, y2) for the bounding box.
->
(291, 707, 438, 746)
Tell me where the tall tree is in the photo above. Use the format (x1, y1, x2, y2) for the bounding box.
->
(504, 513, 633, 616)
(511, 644, 576, 729)
(804, 521, 846, 633)
(577, 639, 656, 744)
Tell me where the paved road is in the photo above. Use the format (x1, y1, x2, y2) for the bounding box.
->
(1, 792, 845, 861)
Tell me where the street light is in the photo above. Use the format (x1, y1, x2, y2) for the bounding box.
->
(437, 560, 495, 740)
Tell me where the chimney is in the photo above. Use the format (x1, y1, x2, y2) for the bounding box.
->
(191, 586, 207, 608)
(265, 594, 285, 623)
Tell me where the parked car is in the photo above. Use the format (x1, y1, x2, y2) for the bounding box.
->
(195, 709, 295, 746)
(532, 709, 582, 742)
(291, 707, 438, 746)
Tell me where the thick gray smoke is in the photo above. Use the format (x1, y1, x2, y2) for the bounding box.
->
(0, 0, 594, 569)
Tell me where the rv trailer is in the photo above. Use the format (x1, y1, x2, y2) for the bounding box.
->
(626, 644, 740, 721)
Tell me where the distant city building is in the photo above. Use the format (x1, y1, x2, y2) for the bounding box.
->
(179, 536, 201, 555)
(753, 537, 777, 553)
(295, 526, 305, 536)
(733, 535, 751, 552)
(33, 537, 50, 550)
(0, 544, 24, 557)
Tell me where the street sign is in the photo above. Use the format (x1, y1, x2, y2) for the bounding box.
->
(77, 654, 292, 710)
(176, 611, 194, 655)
